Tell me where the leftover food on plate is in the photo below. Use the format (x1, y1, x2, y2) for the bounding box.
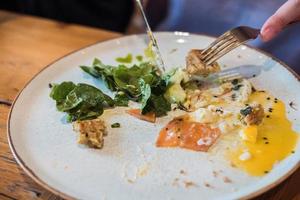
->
(186, 49, 221, 76)
(73, 118, 107, 149)
(49, 47, 298, 176)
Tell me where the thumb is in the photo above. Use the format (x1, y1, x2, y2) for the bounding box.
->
(261, 0, 300, 42)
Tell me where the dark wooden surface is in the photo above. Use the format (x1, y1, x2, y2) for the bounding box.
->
(0, 10, 299, 200)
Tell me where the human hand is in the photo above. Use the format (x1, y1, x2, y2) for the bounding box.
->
(260, 0, 300, 41)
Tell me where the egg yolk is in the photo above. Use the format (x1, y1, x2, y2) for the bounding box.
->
(229, 92, 299, 176)
(240, 125, 258, 143)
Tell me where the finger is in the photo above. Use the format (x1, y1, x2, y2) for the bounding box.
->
(261, 0, 300, 41)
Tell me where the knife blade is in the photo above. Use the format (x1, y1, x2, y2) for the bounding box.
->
(135, 0, 166, 72)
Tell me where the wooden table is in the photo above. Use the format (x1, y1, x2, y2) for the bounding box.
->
(0, 10, 299, 200)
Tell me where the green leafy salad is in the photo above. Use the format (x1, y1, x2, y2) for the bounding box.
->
(50, 82, 114, 122)
(49, 55, 186, 122)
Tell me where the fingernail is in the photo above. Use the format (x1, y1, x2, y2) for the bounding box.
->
(261, 27, 277, 42)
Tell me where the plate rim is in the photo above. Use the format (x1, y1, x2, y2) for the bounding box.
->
(7, 31, 300, 200)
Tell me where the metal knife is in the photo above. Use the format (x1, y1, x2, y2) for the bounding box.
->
(135, 0, 166, 72)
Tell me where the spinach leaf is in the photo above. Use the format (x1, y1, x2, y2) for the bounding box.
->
(142, 94, 171, 117)
(80, 66, 100, 78)
(50, 82, 76, 101)
(139, 79, 151, 109)
(50, 82, 114, 122)
(139, 78, 170, 117)
(113, 65, 141, 97)
(112, 63, 155, 97)
(80, 58, 117, 91)
(151, 95, 171, 117)
(114, 91, 129, 106)
(81, 59, 172, 117)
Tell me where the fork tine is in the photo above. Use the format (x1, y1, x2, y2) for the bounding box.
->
(199, 26, 260, 67)
(201, 31, 232, 55)
(201, 37, 236, 62)
(207, 40, 244, 65)
(201, 35, 235, 60)
(202, 38, 238, 63)
(205, 42, 241, 65)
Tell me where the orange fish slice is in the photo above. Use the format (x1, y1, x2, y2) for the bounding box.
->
(126, 109, 156, 123)
(156, 115, 220, 152)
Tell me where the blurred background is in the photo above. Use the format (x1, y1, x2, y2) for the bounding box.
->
(1, 0, 299, 73)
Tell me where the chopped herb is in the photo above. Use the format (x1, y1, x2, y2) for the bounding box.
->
(267, 97, 271, 100)
(111, 123, 120, 128)
(169, 48, 178, 54)
(231, 93, 237, 101)
(181, 80, 199, 90)
(289, 101, 297, 110)
(136, 55, 143, 62)
(231, 79, 239, 85)
(213, 95, 218, 98)
(216, 108, 224, 114)
(275, 98, 278, 101)
(251, 86, 257, 92)
(240, 106, 252, 116)
(274, 100, 278, 103)
(263, 137, 268, 140)
(264, 171, 269, 174)
(232, 84, 243, 91)
(265, 141, 269, 144)
(268, 108, 273, 112)
(48, 83, 53, 88)
(266, 115, 270, 118)
(116, 53, 133, 63)
(291, 150, 295, 154)
(178, 102, 189, 111)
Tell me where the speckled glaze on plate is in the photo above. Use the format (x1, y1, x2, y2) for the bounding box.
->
(8, 32, 300, 200)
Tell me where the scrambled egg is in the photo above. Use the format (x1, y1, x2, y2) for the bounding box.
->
(187, 82, 298, 176)
(158, 69, 298, 176)
(239, 125, 258, 143)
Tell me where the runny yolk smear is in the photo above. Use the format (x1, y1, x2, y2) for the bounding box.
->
(229, 92, 299, 176)
(156, 115, 221, 152)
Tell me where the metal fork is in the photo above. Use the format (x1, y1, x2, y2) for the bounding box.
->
(200, 26, 260, 66)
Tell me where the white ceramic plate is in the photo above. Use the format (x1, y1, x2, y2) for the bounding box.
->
(8, 32, 300, 200)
